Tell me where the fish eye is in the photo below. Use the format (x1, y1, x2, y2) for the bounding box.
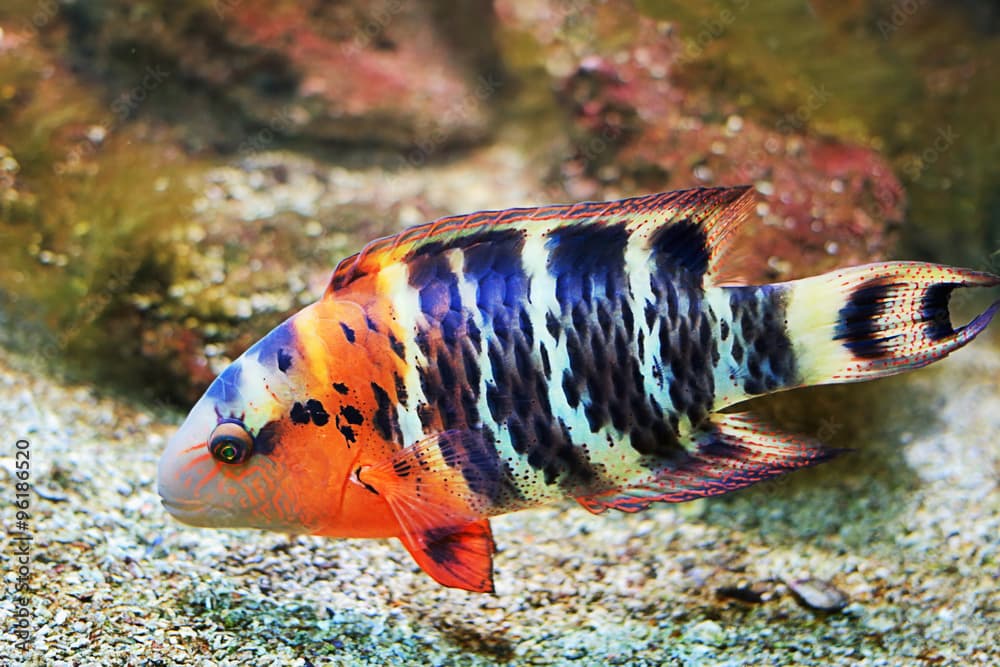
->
(208, 421, 254, 464)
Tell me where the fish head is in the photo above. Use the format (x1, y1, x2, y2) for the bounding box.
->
(157, 302, 369, 534)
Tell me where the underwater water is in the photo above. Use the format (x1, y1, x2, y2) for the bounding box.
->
(1, 1, 998, 665)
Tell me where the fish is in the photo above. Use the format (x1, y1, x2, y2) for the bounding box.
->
(157, 186, 1000, 593)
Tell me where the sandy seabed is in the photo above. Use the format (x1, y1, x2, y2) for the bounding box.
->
(1, 335, 999, 666)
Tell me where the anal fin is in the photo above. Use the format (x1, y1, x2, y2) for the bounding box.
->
(577, 414, 842, 514)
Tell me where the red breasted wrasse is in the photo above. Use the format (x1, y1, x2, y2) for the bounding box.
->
(157, 186, 1000, 593)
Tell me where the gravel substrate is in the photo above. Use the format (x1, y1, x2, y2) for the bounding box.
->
(2, 329, 999, 666)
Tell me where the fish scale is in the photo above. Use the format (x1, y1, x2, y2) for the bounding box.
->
(158, 186, 1000, 593)
(398, 217, 747, 510)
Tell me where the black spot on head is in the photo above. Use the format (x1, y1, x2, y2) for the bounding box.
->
(388, 332, 406, 360)
(340, 322, 356, 343)
(290, 402, 310, 425)
(370, 382, 397, 442)
(338, 423, 357, 444)
(276, 348, 292, 373)
(332, 382, 349, 395)
(340, 404, 364, 425)
(393, 373, 409, 407)
(254, 421, 281, 455)
(305, 399, 330, 426)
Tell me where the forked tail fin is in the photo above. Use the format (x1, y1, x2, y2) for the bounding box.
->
(783, 262, 1000, 386)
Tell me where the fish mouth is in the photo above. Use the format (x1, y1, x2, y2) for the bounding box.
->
(160, 496, 203, 511)
(159, 495, 207, 520)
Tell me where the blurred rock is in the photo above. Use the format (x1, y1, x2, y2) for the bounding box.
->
(63, 0, 504, 149)
(497, 0, 905, 281)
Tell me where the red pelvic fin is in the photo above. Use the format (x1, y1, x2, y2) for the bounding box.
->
(355, 430, 499, 592)
(577, 414, 842, 514)
(397, 519, 495, 593)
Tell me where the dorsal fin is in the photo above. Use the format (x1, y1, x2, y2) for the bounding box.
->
(638, 185, 754, 286)
(326, 186, 756, 294)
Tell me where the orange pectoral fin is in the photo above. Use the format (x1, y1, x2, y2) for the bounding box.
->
(356, 430, 500, 592)
(397, 519, 495, 593)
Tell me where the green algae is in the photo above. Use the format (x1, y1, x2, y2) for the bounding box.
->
(0, 30, 204, 399)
